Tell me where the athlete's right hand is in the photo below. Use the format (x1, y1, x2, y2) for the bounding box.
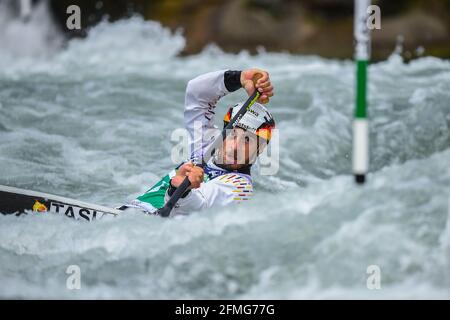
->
(171, 162, 204, 189)
(240, 68, 274, 104)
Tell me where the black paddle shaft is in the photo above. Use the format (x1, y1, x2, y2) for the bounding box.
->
(157, 84, 262, 218)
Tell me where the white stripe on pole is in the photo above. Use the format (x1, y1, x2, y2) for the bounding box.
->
(352, 119, 369, 174)
(354, 0, 371, 60)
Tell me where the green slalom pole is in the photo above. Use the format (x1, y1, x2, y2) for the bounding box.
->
(353, 0, 371, 184)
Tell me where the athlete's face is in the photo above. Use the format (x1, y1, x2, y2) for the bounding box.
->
(217, 128, 265, 170)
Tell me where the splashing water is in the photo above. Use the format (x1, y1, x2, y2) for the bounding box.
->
(0, 14, 449, 299)
(0, 0, 63, 58)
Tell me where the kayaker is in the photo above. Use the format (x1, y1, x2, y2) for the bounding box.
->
(120, 68, 275, 216)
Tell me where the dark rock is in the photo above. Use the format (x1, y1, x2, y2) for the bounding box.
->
(372, 11, 449, 59)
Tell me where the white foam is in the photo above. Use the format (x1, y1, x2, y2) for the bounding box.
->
(0, 0, 63, 59)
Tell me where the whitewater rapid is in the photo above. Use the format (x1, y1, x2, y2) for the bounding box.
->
(0, 13, 449, 299)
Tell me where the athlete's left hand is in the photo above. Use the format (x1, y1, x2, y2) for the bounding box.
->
(241, 68, 274, 104)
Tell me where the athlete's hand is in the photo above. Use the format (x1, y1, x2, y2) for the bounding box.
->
(171, 162, 204, 189)
(240, 68, 274, 104)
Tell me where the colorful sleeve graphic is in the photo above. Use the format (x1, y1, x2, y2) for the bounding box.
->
(218, 174, 253, 202)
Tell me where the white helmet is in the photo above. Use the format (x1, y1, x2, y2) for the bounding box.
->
(223, 102, 275, 141)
